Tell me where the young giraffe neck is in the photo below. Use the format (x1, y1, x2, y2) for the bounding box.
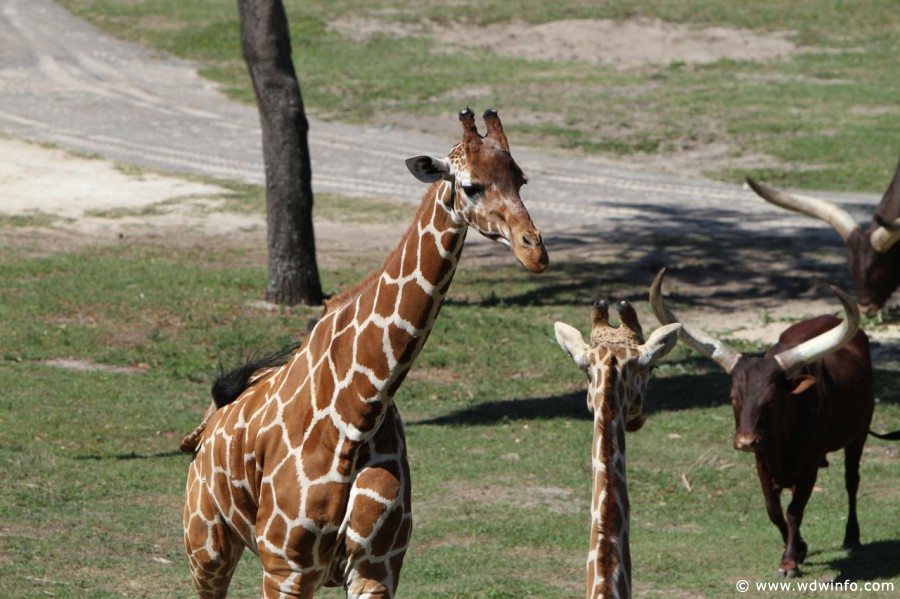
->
(587, 351, 632, 599)
(310, 178, 465, 437)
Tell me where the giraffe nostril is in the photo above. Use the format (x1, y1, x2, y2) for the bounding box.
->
(521, 234, 534, 248)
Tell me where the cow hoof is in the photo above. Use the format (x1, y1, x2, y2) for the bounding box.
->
(778, 561, 801, 578)
(842, 539, 861, 551)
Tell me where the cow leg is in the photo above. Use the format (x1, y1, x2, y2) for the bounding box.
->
(841, 433, 866, 549)
(780, 473, 816, 578)
(755, 458, 788, 543)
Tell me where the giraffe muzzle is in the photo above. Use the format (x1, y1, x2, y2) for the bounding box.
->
(511, 228, 549, 273)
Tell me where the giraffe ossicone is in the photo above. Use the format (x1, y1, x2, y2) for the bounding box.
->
(555, 299, 680, 599)
(181, 108, 547, 598)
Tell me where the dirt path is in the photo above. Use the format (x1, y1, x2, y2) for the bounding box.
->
(1, 0, 896, 349)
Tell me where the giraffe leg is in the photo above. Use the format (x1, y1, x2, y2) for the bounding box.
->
(341, 452, 412, 598)
(257, 563, 322, 599)
(342, 502, 411, 598)
(183, 471, 245, 598)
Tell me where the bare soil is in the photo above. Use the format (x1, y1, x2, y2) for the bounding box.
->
(328, 17, 798, 178)
(328, 17, 796, 70)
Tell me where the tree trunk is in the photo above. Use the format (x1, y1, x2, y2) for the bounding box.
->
(237, 0, 323, 306)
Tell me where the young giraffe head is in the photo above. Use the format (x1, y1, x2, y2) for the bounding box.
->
(406, 107, 549, 273)
(556, 300, 680, 599)
(556, 300, 681, 428)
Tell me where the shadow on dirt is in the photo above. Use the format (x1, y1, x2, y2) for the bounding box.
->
(458, 223, 857, 311)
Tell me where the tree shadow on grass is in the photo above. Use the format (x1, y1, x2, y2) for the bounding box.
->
(409, 391, 592, 427)
(408, 353, 900, 429)
(408, 369, 732, 427)
(819, 540, 900, 582)
(74, 450, 185, 460)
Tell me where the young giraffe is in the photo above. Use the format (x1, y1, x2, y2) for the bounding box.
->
(555, 299, 681, 599)
(181, 108, 548, 598)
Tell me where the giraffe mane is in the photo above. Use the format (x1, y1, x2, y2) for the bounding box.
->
(321, 183, 441, 315)
(210, 344, 300, 408)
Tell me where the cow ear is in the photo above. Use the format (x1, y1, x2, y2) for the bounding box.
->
(789, 374, 816, 395)
(554, 322, 590, 370)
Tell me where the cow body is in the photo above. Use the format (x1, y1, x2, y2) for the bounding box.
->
(729, 316, 874, 577)
(650, 272, 878, 578)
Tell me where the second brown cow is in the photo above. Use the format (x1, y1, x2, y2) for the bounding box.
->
(650, 268, 874, 578)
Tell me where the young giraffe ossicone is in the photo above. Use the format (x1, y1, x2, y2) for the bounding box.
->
(180, 108, 548, 598)
(555, 299, 681, 599)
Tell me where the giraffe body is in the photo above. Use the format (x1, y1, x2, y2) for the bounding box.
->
(556, 300, 680, 599)
(182, 109, 547, 598)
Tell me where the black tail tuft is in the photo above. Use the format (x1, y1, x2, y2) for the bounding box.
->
(211, 344, 300, 409)
(869, 429, 900, 441)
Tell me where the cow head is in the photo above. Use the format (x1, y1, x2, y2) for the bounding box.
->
(747, 158, 900, 317)
(728, 355, 818, 451)
(846, 226, 900, 313)
(650, 268, 860, 452)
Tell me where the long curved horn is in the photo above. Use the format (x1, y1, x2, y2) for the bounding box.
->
(870, 217, 900, 252)
(649, 268, 743, 374)
(746, 177, 860, 242)
(773, 285, 860, 375)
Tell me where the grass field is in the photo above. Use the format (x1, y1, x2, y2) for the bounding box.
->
(1, 190, 898, 597)
(55, 0, 900, 192)
(3, 1, 899, 597)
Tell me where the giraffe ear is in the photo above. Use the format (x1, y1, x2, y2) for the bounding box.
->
(554, 322, 590, 370)
(637, 323, 682, 367)
(405, 155, 453, 183)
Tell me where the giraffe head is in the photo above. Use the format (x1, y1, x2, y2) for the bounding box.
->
(555, 299, 681, 430)
(405, 108, 549, 273)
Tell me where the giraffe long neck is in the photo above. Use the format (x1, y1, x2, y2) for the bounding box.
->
(587, 357, 632, 599)
(304, 180, 465, 440)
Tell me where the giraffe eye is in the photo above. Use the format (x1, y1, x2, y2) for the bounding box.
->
(462, 183, 484, 197)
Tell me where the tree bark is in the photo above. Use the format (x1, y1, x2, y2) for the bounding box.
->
(237, 0, 323, 306)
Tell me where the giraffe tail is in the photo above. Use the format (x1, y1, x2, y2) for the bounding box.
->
(179, 402, 216, 453)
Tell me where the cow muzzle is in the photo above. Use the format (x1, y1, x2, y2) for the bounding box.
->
(734, 433, 761, 452)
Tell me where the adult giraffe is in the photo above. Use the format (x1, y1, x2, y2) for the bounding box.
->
(555, 299, 681, 599)
(180, 108, 547, 598)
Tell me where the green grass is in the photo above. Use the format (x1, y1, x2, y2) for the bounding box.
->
(56, 0, 900, 191)
(1, 233, 898, 597)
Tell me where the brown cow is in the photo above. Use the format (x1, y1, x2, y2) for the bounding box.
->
(650, 269, 876, 578)
(747, 158, 900, 317)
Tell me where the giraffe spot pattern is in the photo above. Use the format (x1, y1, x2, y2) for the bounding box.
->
(183, 114, 545, 596)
